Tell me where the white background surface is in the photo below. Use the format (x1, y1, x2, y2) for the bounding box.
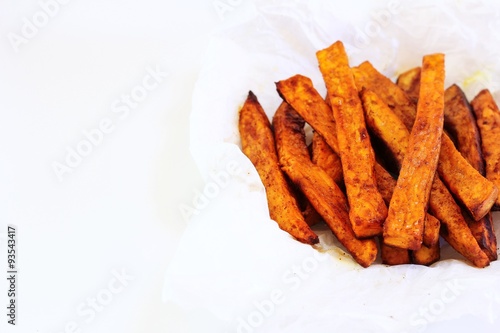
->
(0, 1, 499, 332)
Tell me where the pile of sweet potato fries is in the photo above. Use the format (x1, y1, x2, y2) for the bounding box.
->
(239, 40, 500, 268)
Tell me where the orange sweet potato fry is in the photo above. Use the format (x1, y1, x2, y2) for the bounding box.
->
(353, 62, 417, 131)
(311, 132, 344, 190)
(382, 54, 445, 250)
(411, 242, 440, 266)
(276, 74, 340, 152)
(471, 89, 500, 209)
(273, 102, 377, 267)
(396, 67, 421, 104)
(444, 84, 485, 174)
(238, 91, 318, 244)
(316, 41, 387, 239)
(437, 132, 498, 221)
(381, 242, 411, 265)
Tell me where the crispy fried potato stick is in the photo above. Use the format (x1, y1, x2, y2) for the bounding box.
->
(396, 67, 421, 104)
(316, 41, 387, 238)
(353, 61, 497, 221)
(361, 88, 490, 267)
(377, 53, 445, 251)
(238, 91, 318, 244)
(273, 102, 377, 267)
(471, 89, 500, 208)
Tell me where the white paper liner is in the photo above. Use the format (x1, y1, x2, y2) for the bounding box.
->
(165, 1, 500, 332)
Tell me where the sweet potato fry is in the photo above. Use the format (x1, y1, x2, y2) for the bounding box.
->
(396, 67, 421, 104)
(382, 54, 445, 250)
(381, 243, 411, 265)
(362, 88, 409, 169)
(373, 163, 397, 205)
(444, 84, 485, 174)
(311, 132, 344, 189)
(276, 75, 340, 152)
(373, 144, 440, 247)
(316, 41, 387, 238)
(374, 164, 424, 265)
(471, 89, 500, 208)
(289, 180, 323, 227)
(438, 133, 498, 220)
(273, 102, 377, 267)
(361, 87, 490, 267)
(462, 211, 497, 261)
(238, 91, 318, 244)
(422, 214, 440, 248)
(353, 61, 417, 131)
(411, 243, 440, 266)
(354, 61, 498, 221)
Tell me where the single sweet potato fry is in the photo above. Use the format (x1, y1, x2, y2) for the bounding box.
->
(311, 132, 344, 189)
(411, 243, 440, 266)
(437, 133, 498, 221)
(362, 88, 409, 169)
(273, 102, 377, 267)
(316, 41, 387, 238)
(375, 159, 439, 251)
(354, 61, 497, 221)
(434, 180, 490, 268)
(396, 67, 421, 104)
(422, 214, 440, 248)
(239, 91, 318, 244)
(381, 241, 411, 265)
(289, 180, 323, 227)
(375, 163, 432, 264)
(471, 89, 500, 208)
(276, 75, 340, 152)
(462, 210, 497, 261)
(444, 84, 485, 174)
(382, 54, 445, 250)
(353, 62, 417, 131)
